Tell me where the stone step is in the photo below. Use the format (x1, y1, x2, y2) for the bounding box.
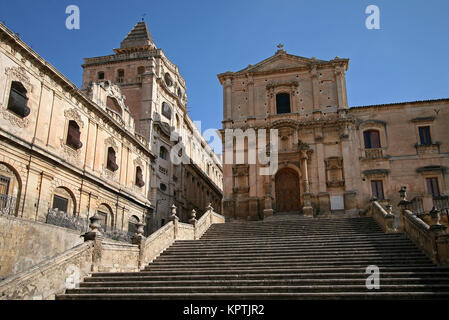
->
(155, 252, 427, 263)
(164, 245, 420, 255)
(146, 260, 434, 270)
(56, 291, 449, 300)
(161, 248, 423, 258)
(92, 265, 447, 278)
(80, 278, 449, 288)
(58, 291, 449, 300)
(85, 272, 449, 282)
(176, 236, 406, 248)
(64, 283, 449, 294)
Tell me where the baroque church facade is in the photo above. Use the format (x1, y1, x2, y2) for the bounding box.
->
(0, 21, 222, 236)
(218, 45, 449, 221)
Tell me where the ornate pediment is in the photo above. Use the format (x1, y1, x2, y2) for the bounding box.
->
(241, 54, 315, 73)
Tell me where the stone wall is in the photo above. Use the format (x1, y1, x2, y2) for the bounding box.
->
(0, 215, 84, 278)
(99, 240, 140, 272)
(0, 242, 94, 300)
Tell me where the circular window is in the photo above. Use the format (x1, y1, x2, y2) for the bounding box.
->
(164, 73, 173, 87)
(160, 183, 167, 191)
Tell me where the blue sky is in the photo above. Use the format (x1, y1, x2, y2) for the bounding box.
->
(2, 0, 449, 138)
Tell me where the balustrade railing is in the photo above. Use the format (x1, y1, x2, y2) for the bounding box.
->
(46, 209, 133, 243)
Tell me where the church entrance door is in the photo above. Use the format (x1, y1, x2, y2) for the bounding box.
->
(275, 168, 301, 213)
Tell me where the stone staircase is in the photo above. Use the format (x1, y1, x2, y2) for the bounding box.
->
(57, 214, 449, 299)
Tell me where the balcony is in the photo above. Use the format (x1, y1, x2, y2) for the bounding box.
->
(415, 142, 440, 155)
(364, 148, 384, 159)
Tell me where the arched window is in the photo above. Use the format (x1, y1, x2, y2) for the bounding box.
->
(8, 81, 30, 118)
(160, 146, 168, 160)
(276, 93, 291, 114)
(128, 215, 140, 234)
(135, 166, 145, 187)
(98, 72, 105, 80)
(66, 120, 83, 150)
(116, 69, 125, 83)
(162, 102, 172, 120)
(52, 187, 76, 215)
(106, 97, 122, 115)
(107, 147, 119, 172)
(363, 130, 381, 149)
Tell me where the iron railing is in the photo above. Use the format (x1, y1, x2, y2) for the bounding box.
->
(0, 194, 17, 216)
(410, 196, 424, 215)
(46, 209, 133, 243)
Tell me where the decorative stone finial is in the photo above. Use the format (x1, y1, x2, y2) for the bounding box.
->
(399, 186, 407, 201)
(386, 204, 393, 216)
(189, 209, 197, 225)
(169, 204, 178, 222)
(398, 186, 411, 209)
(430, 207, 441, 226)
(277, 43, 284, 50)
(206, 203, 214, 212)
(82, 213, 103, 241)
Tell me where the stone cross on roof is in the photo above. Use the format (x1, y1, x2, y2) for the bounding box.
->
(277, 43, 284, 50)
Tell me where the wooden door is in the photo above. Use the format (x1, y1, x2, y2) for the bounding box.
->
(275, 168, 301, 212)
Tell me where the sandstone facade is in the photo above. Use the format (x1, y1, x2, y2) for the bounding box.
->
(218, 46, 449, 220)
(82, 22, 223, 231)
(0, 23, 156, 236)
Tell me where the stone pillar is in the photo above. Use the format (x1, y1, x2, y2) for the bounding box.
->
(311, 65, 320, 112)
(301, 150, 313, 216)
(140, 60, 156, 143)
(169, 204, 179, 240)
(224, 78, 232, 120)
(82, 214, 104, 272)
(335, 67, 347, 109)
(132, 222, 146, 270)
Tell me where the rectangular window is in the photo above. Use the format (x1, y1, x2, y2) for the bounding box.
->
(419, 126, 432, 145)
(371, 180, 385, 200)
(364, 130, 381, 149)
(52, 195, 69, 213)
(426, 177, 440, 197)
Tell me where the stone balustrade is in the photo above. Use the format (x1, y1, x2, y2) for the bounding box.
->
(0, 204, 225, 300)
(397, 186, 449, 265)
(365, 199, 396, 233)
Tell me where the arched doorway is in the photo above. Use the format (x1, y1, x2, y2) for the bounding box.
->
(0, 162, 21, 216)
(275, 168, 301, 213)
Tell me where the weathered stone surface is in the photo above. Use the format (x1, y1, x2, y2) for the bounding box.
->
(0, 215, 83, 278)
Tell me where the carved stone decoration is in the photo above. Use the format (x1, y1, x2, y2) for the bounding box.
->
(103, 136, 119, 180)
(64, 108, 85, 128)
(325, 157, 345, 188)
(60, 138, 82, 165)
(1, 109, 30, 128)
(2, 67, 33, 128)
(5, 67, 32, 90)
